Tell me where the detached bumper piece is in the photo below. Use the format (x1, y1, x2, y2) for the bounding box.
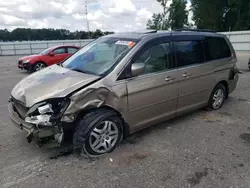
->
(8, 102, 64, 148)
(228, 68, 240, 94)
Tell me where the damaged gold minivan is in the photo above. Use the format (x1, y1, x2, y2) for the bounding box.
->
(8, 30, 239, 156)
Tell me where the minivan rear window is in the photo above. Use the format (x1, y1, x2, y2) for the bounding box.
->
(203, 37, 231, 61)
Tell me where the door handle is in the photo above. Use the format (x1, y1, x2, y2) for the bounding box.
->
(165, 77, 176, 82)
(182, 73, 192, 78)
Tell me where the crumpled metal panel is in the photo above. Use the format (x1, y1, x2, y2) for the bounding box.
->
(62, 80, 128, 123)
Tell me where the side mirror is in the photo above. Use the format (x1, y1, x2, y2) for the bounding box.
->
(131, 62, 145, 77)
(49, 52, 55, 56)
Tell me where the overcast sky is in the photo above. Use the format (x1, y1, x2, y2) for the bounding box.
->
(0, 0, 192, 32)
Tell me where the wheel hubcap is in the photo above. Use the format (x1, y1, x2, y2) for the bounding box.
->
(89, 121, 119, 154)
(212, 89, 224, 109)
(35, 63, 45, 71)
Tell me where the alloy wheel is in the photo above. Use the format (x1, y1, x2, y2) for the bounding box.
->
(212, 88, 224, 109)
(89, 120, 119, 154)
(35, 63, 46, 71)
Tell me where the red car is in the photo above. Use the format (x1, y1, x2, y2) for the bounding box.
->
(18, 45, 80, 72)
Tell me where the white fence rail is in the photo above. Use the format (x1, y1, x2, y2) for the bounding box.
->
(0, 39, 93, 56)
(220, 30, 250, 51)
(0, 31, 249, 56)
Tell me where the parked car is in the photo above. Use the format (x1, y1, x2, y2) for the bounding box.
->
(9, 30, 239, 156)
(18, 45, 80, 72)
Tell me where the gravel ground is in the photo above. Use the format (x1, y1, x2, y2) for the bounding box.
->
(0, 52, 250, 188)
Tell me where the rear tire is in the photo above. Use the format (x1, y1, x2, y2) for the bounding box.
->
(73, 109, 123, 157)
(207, 84, 226, 110)
(33, 62, 47, 72)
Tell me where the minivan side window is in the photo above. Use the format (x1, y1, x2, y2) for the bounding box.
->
(132, 43, 173, 75)
(174, 41, 205, 68)
(203, 37, 231, 61)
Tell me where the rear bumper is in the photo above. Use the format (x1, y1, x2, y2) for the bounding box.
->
(228, 73, 239, 94)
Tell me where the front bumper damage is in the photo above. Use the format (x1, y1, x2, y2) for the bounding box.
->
(8, 102, 64, 147)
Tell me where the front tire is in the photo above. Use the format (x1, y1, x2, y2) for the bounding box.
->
(73, 110, 123, 156)
(33, 62, 47, 72)
(207, 84, 226, 110)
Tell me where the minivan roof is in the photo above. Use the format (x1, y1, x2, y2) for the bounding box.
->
(106, 30, 225, 40)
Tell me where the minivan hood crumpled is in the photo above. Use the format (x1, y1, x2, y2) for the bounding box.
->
(11, 64, 100, 107)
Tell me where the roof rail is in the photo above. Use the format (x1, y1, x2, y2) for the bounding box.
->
(117, 30, 157, 35)
(175, 28, 216, 33)
(128, 30, 157, 34)
(144, 30, 157, 33)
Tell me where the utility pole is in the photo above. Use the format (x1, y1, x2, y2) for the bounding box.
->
(85, 0, 90, 39)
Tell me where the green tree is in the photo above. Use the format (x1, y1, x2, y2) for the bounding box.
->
(0, 29, 10, 41)
(191, 0, 250, 31)
(157, 0, 170, 29)
(168, 0, 188, 29)
(0, 28, 114, 41)
(91, 29, 104, 38)
(147, 0, 171, 30)
(224, 0, 250, 31)
(191, 0, 225, 31)
(147, 13, 164, 30)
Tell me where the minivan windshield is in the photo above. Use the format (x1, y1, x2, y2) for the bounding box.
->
(62, 37, 138, 76)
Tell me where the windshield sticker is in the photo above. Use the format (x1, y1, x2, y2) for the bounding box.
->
(115, 41, 136, 47)
(128, 41, 136, 47)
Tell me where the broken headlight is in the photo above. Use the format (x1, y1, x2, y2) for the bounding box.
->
(25, 98, 70, 127)
(38, 104, 53, 114)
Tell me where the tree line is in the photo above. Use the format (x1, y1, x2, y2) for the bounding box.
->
(147, 0, 250, 32)
(0, 28, 114, 42)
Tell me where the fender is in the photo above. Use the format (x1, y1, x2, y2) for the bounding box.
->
(62, 86, 128, 123)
